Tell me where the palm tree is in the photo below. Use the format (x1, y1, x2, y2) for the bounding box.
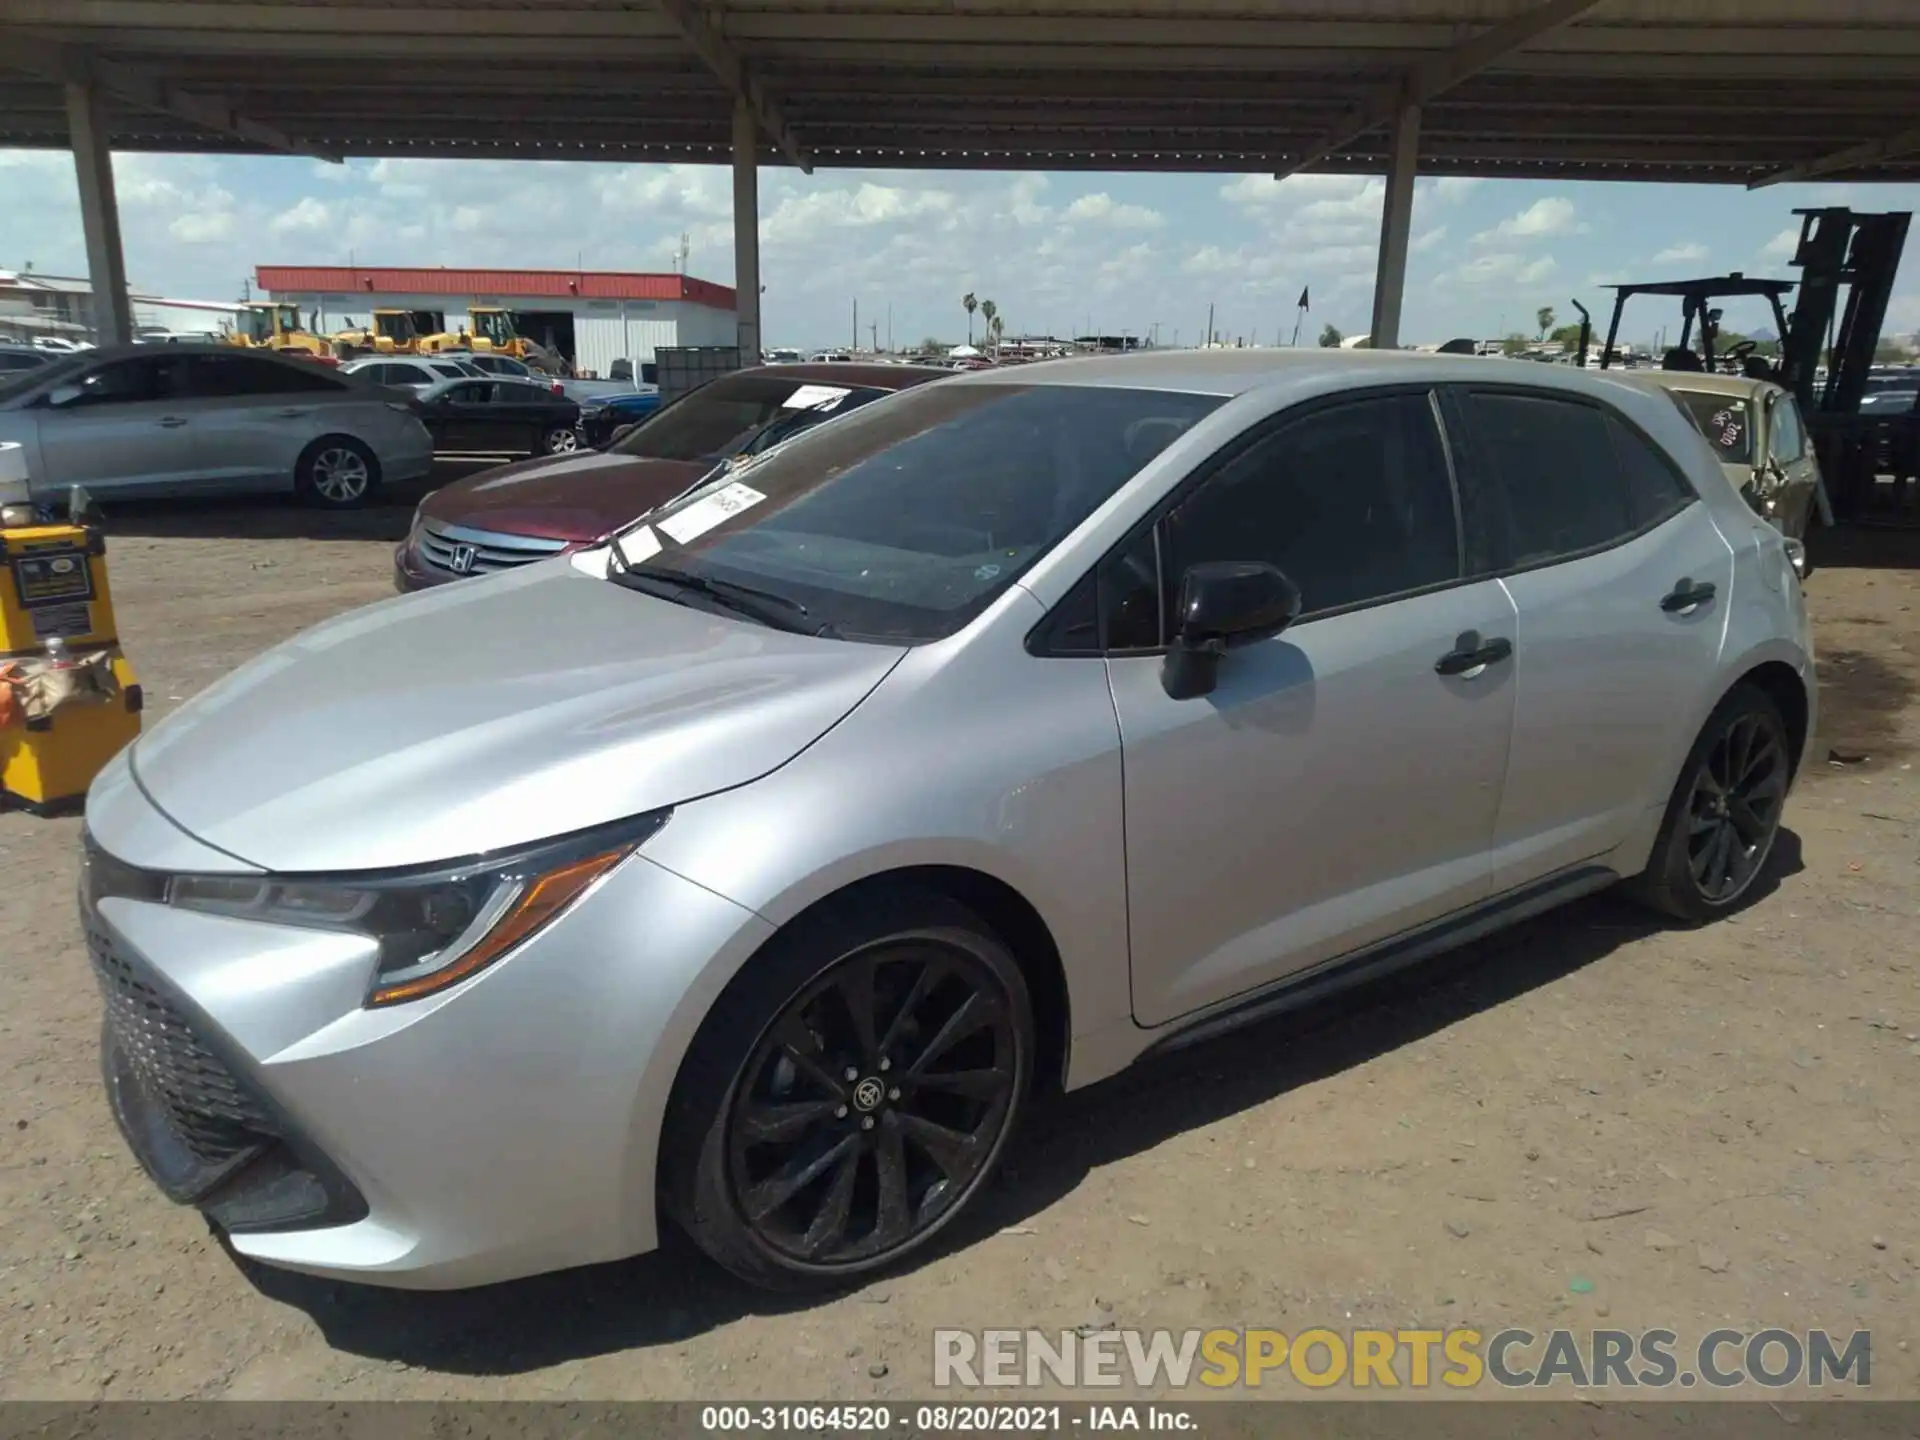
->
(963, 292, 978, 344)
(988, 314, 1005, 354)
(1536, 306, 1556, 342)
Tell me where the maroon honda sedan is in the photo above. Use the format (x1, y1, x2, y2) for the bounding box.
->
(394, 362, 950, 591)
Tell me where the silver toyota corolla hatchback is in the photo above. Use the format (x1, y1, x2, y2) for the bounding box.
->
(81, 351, 1814, 1291)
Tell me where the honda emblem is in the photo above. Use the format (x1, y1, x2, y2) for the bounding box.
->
(447, 543, 478, 575)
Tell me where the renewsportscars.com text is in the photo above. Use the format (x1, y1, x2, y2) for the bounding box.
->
(933, 1327, 1871, 1391)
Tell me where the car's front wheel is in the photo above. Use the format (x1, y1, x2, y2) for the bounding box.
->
(662, 889, 1033, 1290)
(1630, 684, 1793, 922)
(543, 426, 579, 455)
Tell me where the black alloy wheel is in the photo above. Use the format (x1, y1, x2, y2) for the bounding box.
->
(728, 944, 1019, 1266)
(1631, 684, 1793, 921)
(664, 891, 1033, 1289)
(1683, 708, 1790, 904)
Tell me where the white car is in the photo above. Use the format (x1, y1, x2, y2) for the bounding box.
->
(339, 355, 486, 391)
(0, 342, 434, 507)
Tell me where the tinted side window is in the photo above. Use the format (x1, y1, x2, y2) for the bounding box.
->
(1156, 392, 1460, 625)
(447, 382, 496, 404)
(1607, 416, 1694, 529)
(1770, 395, 1807, 462)
(189, 354, 338, 397)
(64, 357, 178, 406)
(1462, 392, 1632, 566)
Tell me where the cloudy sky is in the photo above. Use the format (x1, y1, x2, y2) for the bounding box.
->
(4, 147, 1918, 350)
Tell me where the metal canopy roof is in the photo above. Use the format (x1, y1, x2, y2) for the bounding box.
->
(1, 0, 1918, 186)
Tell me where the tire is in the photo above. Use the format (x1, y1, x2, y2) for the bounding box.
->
(661, 887, 1034, 1291)
(295, 436, 380, 509)
(543, 425, 580, 455)
(1628, 684, 1793, 923)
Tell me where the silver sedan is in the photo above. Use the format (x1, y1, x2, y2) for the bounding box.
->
(81, 350, 1813, 1290)
(0, 342, 434, 507)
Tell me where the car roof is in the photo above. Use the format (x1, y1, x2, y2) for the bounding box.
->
(748, 361, 950, 390)
(1626, 371, 1782, 401)
(941, 346, 1669, 401)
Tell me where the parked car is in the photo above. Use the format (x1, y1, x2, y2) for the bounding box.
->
(431, 350, 541, 382)
(83, 351, 1812, 1292)
(0, 342, 432, 506)
(394, 362, 948, 590)
(1634, 372, 1822, 573)
(575, 389, 664, 448)
(31, 336, 93, 354)
(0, 343, 58, 374)
(340, 355, 486, 391)
(411, 375, 582, 458)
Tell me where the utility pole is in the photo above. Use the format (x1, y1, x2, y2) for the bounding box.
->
(1205, 303, 1215, 348)
(852, 297, 859, 352)
(1150, 321, 1161, 348)
(887, 302, 893, 353)
(869, 321, 878, 352)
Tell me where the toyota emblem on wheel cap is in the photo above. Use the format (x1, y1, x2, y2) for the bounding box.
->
(852, 1076, 885, 1112)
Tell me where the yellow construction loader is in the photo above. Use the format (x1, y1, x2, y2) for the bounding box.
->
(227, 302, 334, 361)
(420, 307, 567, 374)
(330, 308, 426, 359)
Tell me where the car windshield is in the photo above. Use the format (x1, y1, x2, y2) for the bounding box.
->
(611, 374, 889, 462)
(607, 382, 1224, 643)
(1671, 391, 1755, 465)
(0, 353, 83, 403)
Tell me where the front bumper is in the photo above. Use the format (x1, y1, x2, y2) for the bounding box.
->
(82, 823, 775, 1289)
(391, 540, 458, 592)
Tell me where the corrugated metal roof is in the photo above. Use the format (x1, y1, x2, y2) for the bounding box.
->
(0, 1, 1915, 182)
(253, 266, 736, 309)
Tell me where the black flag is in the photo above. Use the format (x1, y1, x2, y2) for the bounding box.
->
(1297, 286, 1311, 311)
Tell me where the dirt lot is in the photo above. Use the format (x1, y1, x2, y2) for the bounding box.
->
(2, 489, 1916, 1402)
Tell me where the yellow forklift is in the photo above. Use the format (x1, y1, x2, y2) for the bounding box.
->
(0, 450, 141, 816)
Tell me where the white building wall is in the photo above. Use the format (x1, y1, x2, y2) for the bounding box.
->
(673, 300, 738, 348)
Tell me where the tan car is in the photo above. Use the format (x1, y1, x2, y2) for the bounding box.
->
(1632, 371, 1821, 576)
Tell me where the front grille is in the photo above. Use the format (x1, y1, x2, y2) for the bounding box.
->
(87, 915, 276, 1197)
(417, 520, 568, 577)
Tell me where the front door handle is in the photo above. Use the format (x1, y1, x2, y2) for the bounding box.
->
(156, 416, 188, 428)
(1435, 632, 1513, 677)
(1660, 578, 1718, 613)
(276, 407, 311, 418)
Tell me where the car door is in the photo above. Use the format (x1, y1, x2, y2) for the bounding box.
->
(1445, 386, 1735, 892)
(181, 353, 336, 489)
(489, 380, 547, 453)
(32, 354, 199, 495)
(1109, 389, 1520, 1027)
(1763, 390, 1820, 537)
(427, 380, 501, 451)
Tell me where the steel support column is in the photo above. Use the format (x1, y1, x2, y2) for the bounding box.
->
(65, 80, 133, 345)
(732, 98, 761, 362)
(1369, 100, 1420, 351)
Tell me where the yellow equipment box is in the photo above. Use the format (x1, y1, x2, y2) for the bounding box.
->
(0, 521, 142, 816)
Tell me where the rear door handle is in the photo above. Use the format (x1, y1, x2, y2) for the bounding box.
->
(276, 407, 311, 418)
(1435, 633, 1513, 677)
(156, 416, 187, 428)
(1660, 578, 1718, 613)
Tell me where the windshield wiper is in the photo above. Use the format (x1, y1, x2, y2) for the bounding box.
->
(611, 563, 817, 634)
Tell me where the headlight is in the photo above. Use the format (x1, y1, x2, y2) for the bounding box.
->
(164, 810, 669, 1006)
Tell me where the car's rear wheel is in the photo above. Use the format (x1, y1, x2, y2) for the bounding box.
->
(1630, 684, 1792, 922)
(543, 425, 579, 455)
(663, 889, 1033, 1290)
(295, 436, 379, 508)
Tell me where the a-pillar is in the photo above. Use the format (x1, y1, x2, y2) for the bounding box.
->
(731, 98, 761, 363)
(66, 80, 133, 346)
(1368, 99, 1421, 351)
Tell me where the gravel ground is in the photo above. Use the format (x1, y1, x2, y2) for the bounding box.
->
(1, 490, 1915, 1402)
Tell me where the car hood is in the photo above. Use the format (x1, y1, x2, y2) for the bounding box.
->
(420, 451, 709, 543)
(128, 563, 907, 872)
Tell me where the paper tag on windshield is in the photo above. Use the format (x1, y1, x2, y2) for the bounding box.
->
(612, 524, 662, 568)
(656, 481, 766, 545)
(781, 384, 850, 411)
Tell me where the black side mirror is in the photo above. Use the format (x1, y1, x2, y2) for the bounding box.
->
(1160, 560, 1302, 700)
